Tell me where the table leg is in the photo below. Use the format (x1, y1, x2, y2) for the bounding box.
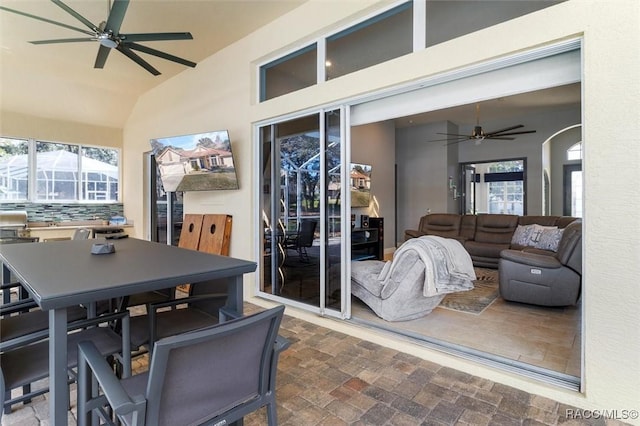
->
(228, 275, 244, 315)
(49, 307, 69, 426)
(228, 274, 244, 426)
(2, 264, 10, 305)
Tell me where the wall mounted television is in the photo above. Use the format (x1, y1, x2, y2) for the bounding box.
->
(150, 130, 239, 192)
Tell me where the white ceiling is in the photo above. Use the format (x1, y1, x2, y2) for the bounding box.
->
(394, 83, 581, 130)
(0, 0, 306, 128)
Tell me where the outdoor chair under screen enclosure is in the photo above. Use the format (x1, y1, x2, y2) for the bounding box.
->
(77, 305, 289, 426)
(284, 220, 317, 262)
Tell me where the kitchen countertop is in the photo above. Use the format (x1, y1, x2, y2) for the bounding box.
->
(27, 221, 133, 231)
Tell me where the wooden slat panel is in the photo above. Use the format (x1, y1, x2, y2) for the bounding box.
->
(178, 214, 204, 250)
(198, 214, 232, 256)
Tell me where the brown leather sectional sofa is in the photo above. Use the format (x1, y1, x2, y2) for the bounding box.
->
(404, 213, 578, 268)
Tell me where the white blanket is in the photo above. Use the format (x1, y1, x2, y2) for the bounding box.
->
(391, 236, 476, 297)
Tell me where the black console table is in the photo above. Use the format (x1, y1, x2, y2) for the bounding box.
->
(352, 217, 384, 261)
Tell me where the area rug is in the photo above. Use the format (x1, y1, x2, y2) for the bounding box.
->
(439, 268, 499, 314)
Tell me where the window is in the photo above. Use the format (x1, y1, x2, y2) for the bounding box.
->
(260, 44, 317, 101)
(0, 137, 119, 202)
(425, 1, 564, 48)
(486, 161, 525, 215)
(0, 137, 29, 200)
(463, 159, 526, 215)
(326, 2, 412, 80)
(260, 2, 412, 101)
(567, 141, 582, 160)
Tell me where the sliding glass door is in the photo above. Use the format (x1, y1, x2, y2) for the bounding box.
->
(258, 109, 345, 316)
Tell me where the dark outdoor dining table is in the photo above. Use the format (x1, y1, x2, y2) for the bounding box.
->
(0, 237, 256, 425)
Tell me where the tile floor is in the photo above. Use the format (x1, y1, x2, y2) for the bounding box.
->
(0, 304, 626, 426)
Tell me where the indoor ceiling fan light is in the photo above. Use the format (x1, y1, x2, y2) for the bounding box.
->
(427, 103, 537, 145)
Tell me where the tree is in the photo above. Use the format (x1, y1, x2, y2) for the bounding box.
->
(281, 135, 320, 213)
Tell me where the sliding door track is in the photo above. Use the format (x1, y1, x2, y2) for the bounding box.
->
(348, 316, 581, 391)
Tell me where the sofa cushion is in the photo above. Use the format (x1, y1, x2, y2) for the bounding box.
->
(459, 215, 477, 241)
(464, 240, 511, 259)
(350, 261, 386, 297)
(473, 214, 519, 244)
(420, 214, 462, 238)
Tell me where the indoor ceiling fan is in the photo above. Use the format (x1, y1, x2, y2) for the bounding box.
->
(0, 0, 196, 76)
(428, 104, 536, 145)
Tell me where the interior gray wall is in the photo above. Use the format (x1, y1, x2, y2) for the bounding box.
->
(351, 120, 396, 252)
(395, 121, 458, 246)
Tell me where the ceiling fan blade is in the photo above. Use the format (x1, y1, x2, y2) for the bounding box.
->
(120, 32, 193, 42)
(436, 132, 469, 137)
(104, 0, 129, 35)
(51, 0, 99, 32)
(485, 124, 524, 135)
(484, 136, 515, 141)
(445, 138, 473, 145)
(0, 6, 94, 36)
(94, 45, 111, 69)
(30, 38, 95, 45)
(117, 45, 161, 75)
(487, 130, 537, 137)
(126, 42, 197, 68)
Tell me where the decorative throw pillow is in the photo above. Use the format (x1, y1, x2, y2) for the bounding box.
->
(534, 228, 565, 252)
(528, 224, 558, 245)
(511, 224, 536, 246)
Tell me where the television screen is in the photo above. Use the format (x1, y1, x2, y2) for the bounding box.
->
(350, 163, 372, 208)
(150, 130, 239, 192)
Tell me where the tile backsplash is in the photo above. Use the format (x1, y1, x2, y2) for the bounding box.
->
(0, 203, 124, 223)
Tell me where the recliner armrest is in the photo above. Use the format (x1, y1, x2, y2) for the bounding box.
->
(404, 229, 425, 240)
(500, 249, 561, 269)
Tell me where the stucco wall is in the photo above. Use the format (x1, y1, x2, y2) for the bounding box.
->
(123, 0, 640, 420)
(0, 111, 122, 148)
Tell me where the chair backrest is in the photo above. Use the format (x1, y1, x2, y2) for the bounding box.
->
(421, 214, 462, 238)
(143, 306, 285, 426)
(73, 228, 91, 240)
(473, 214, 519, 244)
(297, 220, 317, 248)
(556, 220, 582, 273)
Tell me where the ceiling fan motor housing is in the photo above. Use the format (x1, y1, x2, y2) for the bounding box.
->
(98, 33, 118, 48)
(472, 126, 484, 138)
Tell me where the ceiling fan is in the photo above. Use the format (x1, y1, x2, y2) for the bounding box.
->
(0, 0, 196, 76)
(429, 104, 536, 145)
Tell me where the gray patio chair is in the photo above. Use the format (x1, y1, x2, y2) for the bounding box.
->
(77, 305, 289, 426)
(1, 298, 114, 414)
(127, 283, 238, 355)
(0, 310, 131, 416)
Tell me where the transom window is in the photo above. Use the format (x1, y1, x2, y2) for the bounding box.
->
(259, 0, 562, 102)
(567, 141, 582, 160)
